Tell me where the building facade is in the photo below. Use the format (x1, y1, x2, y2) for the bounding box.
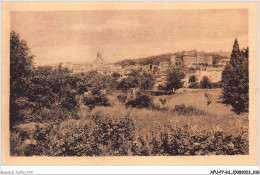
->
(174, 50, 213, 68)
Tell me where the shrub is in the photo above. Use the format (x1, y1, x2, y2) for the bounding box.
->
(211, 82, 222, 89)
(111, 72, 121, 80)
(125, 91, 153, 109)
(83, 88, 110, 110)
(189, 82, 200, 89)
(10, 117, 248, 156)
(117, 71, 155, 92)
(150, 104, 169, 112)
(173, 104, 214, 116)
(61, 90, 78, 111)
(200, 76, 212, 89)
(189, 75, 197, 84)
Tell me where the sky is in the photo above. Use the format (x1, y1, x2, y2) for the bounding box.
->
(11, 10, 248, 65)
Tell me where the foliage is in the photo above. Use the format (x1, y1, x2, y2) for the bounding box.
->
(30, 65, 80, 111)
(188, 75, 197, 84)
(10, 111, 248, 156)
(83, 87, 110, 110)
(211, 82, 222, 89)
(200, 76, 212, 89)
(212, 54, 229, 65)
(82, 70, 118, 94)
(125, 91, 153, 109)
(221, 39, 249, 113)
(111, 72, 121, 80)
(10, 31, 35, 126)
(117, 71, 155, 92)
(163, 68, 186, 94)
(189, 82, 200, 89)
(173, 104, 214, 117)
(116, 53, 171, 67)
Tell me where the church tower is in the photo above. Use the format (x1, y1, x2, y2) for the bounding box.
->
(97, 51, 102, 60)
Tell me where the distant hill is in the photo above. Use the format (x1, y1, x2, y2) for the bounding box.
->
(115, 53, 172, 67)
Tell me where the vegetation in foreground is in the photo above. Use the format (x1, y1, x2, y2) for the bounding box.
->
(11, 102, 248, 156)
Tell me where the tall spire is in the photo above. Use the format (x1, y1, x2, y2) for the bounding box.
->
(97, 51, 101, 60)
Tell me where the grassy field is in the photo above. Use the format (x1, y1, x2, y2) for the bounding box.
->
(152, 88, 248, 136)
(11, 88, 249, 156)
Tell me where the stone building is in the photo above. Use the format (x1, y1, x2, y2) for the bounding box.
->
(173, 50, 213, 68)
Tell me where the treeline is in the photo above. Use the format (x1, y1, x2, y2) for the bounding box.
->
(115, 53, 172, 67)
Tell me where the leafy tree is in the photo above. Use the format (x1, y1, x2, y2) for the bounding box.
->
(125, 90, 153, 109)
(221, 39, 249, 113)
(139, 72, 155, 90)
(117, 71, 154, 92)
(200, 76, 212, 89)
(189, 75, 197, 84)
(83, 87, 110, 110)
(164, 68, 185, 94)
(212, 54, 229, 65)
(30, 66, 56, 109)
(10, 31, 34, 125)
(117, 78, 130, 91)
(82, 70, 118, 94)
(30, 65, 79, 111)
(61, 89, 78, 111)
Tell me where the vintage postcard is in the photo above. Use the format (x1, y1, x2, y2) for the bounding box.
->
(1, 1, 258, 165)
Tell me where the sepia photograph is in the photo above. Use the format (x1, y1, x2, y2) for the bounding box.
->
(1, 1, 258, 166)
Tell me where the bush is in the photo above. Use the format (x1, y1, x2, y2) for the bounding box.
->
(173, 104, 215, 117)
(200, 76, 212, 89)
(83, 88, 110, 110)
(117, 71, 155, 92)
(189, 75, 197, 84)
(211, 82, 222, 89)
(150, 104, 169, 112)
(61, 90, 78, 111)
(189, 82, 200, 89)
(125, 91, 153, 109)
(10, 115, 248, 156)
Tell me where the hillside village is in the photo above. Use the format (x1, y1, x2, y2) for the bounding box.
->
(60, 50, 234, 90)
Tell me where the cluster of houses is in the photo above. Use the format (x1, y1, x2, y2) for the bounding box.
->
(61, 50, 230, 89)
